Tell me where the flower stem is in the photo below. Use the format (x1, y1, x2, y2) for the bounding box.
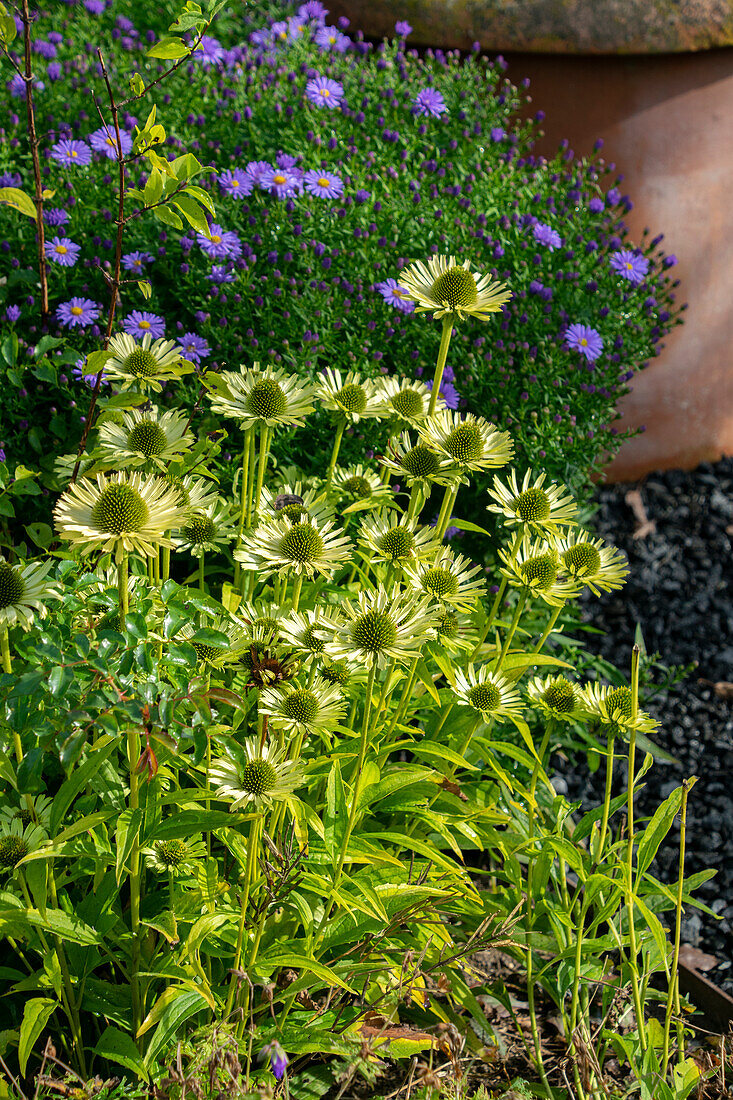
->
(118, 550, 129, 631)
(198, 551, 205, 593)
(435, 482, 458, 540)
(428, 316, 454, 417)
(406, 482, 423, 522)
(494, 588, 527, 674)
(325, 420, 346, 488)
(662, 776, 696, 1074)
(161, 545, 171, 583)
(225, 813, 262, 1021)
(470, 529, 523, 661)
(291, 574, 303, 613)
(234, 427, 253, 588)
(384, 656, 419, 741)
(625, 644, 647, 1053)
(525, 722, 554, 1097)
(533, 604, 562, 653)
(126, 724, 142, 1047)
(597, 728, 616, 857)
(1, 628, 11, 674)
(252, 423, 271, 523)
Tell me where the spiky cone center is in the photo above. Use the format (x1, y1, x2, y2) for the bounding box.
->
(192, 642, 223, 662)
(127, 420, 168, 457)
(163, 474, 190, 507)
(520, 553, 557, 591)
(401, 445, 441, 478)
(321, 661, 351, 685)
(336, 382, 367, 414)
(91, 483, 149, 534)
(437, 610, 459, 638)
(543, 679, 576, 713)
(254, 616, 280, 639)
(444, 423, 483, 463)
(343, 475, 372, 498)
(280, 523, 325, 563)
(422, 567, 459, 598)
(303, 625, 325, 652)
(282, 689, 320, 723)
(279, 502, 307, 521)
(241, 758, 278, 795)
(562, 542, 602, 577)
(430, 266, 478, 310)
(515, 487, 551, 523)
(246, 378, 287, 419)
(378, 526, 415, 561)
(391, 388, 424, 419)
(154, 839, 187, 868)
(467, 682, 501, 713)
(98, 610, 121, 632)
(606, 687, 634, 720)
(0, 835, 29, 869)
(17, 807, 35, 827)
(124, 348, 160, 378)
(351, 609, 397, 653)
(0, 562, 24, 609)
(184, 515, 217, 545)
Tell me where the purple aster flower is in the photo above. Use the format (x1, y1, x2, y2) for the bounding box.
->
(121, 250, 154, 272)
(180, 332, 211, 363)
(0, 172, 21, 187)
(44, 207, 70, 227)
(5, 305, 21, 322)
(45, 236, 81, 267)
(261, 167, 302, 199)
(490, 127, 506, 142)
(532, 222, 562, 250)
(250, 27, 274, 47)
(207, 265, 236, 284)
(426, 378, 460, 409)
(47, 62, 62, 81)
(565, 323, 604, 362)
(663, 254, 678, 267)
(7, 74, 27, 99)
(305, 75, 344, 110)
(50, 138, 92, 168)
(0, 448, 5, 462)
(375, 278, 415, 314)
(84, 0, 105, 13)
(606, 187, 621, 205)
(299, 1, 327, 18)
(412, 88, 447, 118)
(48, 32, 63, 44)
(244, 160, 273, 189)
(34, 40, 57, 59)
(218, 168, 254, 198)
(314, 25, 350, 51)
(57, 297, 101, 329)
(72, 357, 109, 388)
(194, 35, 225, 66)
(588, 197, 605, 213)
(286, 16, 308, 40)
(303, 169, 344, 199)
(122, 310, 166, 339)
(196, 223, 242, 259)
(271, 21, 290, 43)
(88, 125, 133, 160)
(609, 249, 649, 286)
(261, 1041, 288, 1082)
(395, 20, 413, 35)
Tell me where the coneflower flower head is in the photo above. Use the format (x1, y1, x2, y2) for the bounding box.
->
(487, 468, 577, 535)
(316, 368, 382, 422)
(235, 515, 352, 578)
(421, 411, 513, 474)
(205, 363, 315, 429)
(359, 514, 440, 566)
(0, 558, 60, 631)
(375, 376, 444, 423)
(526, 675, 583, 722)
(453, 665, 523, 720)
(210, 740, 304, 809)
(580, 682, 659, 736)
(380, 431, 455, 487)
(555, 531, 629, 596)
(331, 464, 394, 512)
(103, 332, 194, 392)
(259, 675, 346, 734)
(499, 535, 580, 606)
(325, 586, 436, 669)
(399, 254, 512, 321)
(403, 548, 486, 611)
(97, 405, 193, 471)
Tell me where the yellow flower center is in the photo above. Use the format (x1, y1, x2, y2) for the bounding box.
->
(580, 338, 588, 346)
(139, 320, 151, 330)
(71, 150, 78, 157)
(106, 137, 115, 146)
(231, 179, 239, 187)
(273, 175, 286, 185)
(55, 245, 68, 254)
(210, 234, 222, 243)
(70, 306, 83, 316)
(317, 177, 330, 188)
(320, 89, 330, 97)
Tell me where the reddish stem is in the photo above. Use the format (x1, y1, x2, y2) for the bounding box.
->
(20, 0, 49, 324)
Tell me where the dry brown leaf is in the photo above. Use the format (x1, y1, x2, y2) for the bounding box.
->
(679, 943, 719, 972)
(625, 489, 656, 539)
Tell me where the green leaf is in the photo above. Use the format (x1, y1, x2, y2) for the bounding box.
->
(324, 761, 346, 858)
(183, 183, 216, 216)
(24, 523, 53, 549)
(144, 167, 164, 206)
(148, 810, 252, 841)
(138, 280, 152, 300)
(129, 73, 145, 97)
(171, 193, 210, 235)
(85, 349, 111, 376)
(18, 998, 56, 1075)
(152, 204, 183, 231)
(94, 1026, 149, 1080)
(141, 987, 208, 1068)
(0, 187, 37, 220)
(146, 37, 190, 59)
(636, 783, 690, 881)
(445, 517, 493, 537)
(0, 12, 18, 46)
(257, 952, 355, 993)
(116, 808, 144, 884)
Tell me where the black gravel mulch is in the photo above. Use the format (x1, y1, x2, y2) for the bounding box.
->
(559, 457, 733, 995)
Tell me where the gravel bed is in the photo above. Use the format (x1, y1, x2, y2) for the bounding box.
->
(559, 458, 733, 995)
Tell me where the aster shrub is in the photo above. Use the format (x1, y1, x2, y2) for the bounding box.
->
(0, 247, 709, 1097)
(0, 0, 683, 515)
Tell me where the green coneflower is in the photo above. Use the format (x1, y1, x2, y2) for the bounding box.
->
(399, 255, 512, 322)
(380, 432, 455, 488)
(144, 836, 207, 876)
(0, 558, 60, 631)
(161, 473, 220, 516)
(0, 794, 52, 831)
(278, 607, 343, 658)
(175, 616, 252, 667)
(54, 471, 187, 561)
(331, 465, 394, 511)
(453, 666, 523, 721)
(580, 682, 659, 736)
(205, 362, 315, 429)
(420, 411, 513, 474)
(0, 820, 46, 873)
(236, 601, 286, 644)
(210, 740, 304, 810)
(259, 483, 334, 528)
(555, 531, 629, 596)
(433, 607, 476, 654)
(103, 332, 194, 392)
(374, 376, 443, 423)
(486, 468, 578, 535)
(315, 368, 383, 423)
(403, 548, 486, 612)
(235, 515, 352, 579)
(259, 675, 346, 735)
(325, 586, 437, 669)
(174, 502, 236, 557)
(359, 514, 440, 566)
(97, 405, 194, 471)
(526, 675, 584, 722)
(499, 535, 580, 607)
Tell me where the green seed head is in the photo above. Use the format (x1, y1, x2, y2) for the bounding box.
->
(515, 487, 551, 523)
(97, 610, 121, 632)
(247, 378, 287, 420)
(336, 382, 367, 414)
(391, 388, 424, 419)
(154, 839, 187, 868)
(282, 688, 319, 725)
(343, 475, 372, 498)
(321, 661, 351, 686)
(91, 483, 149, 534)
(351, 609, 397, 654)
(302, 625, 324, 652)
(280, 503, 307, 521)
(253, 615, 280, 639)
(437, 610, 459, 638)
(422, 567, 459, 599)
(17, 807, 34, 828)
(241, 758, 278, 795)
(605, 687, 634, 720)
(543, 678, 576, 714)
(124, 348, 159, 378)
(378, 526, 415, 561)
(127, 419, 168, 457)
(192, 642, 223, 663)
(401, 444, 441, 479)
(163, 474, 190, 507)
(0, 561, 24, 610)
(430, 265, 478, 310)
(520, 553, 557, 591)
(184, 515, 216, 545)
(280, 523, 324, 563)
(444, 423, 483, 463)
(0, 835, 29, 869)
(562, 542, 602, 578)
(467, 681, 502, 713)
